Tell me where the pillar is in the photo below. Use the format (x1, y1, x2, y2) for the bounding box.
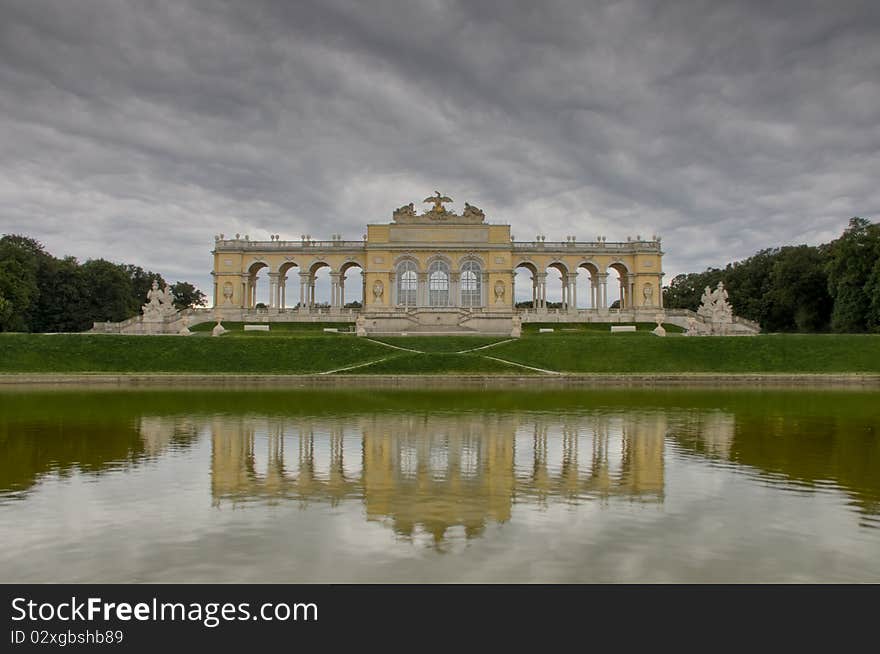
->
(298, 271, 309, 311)
(267, 273, 278, 309)
(599, 274, 608, 309)
(329, 272, 340, 309)
(340, 274, 346, 309)
(450, 272, 460, 308)
(417, 272, 428, 307)
(569, 272, 577, 312)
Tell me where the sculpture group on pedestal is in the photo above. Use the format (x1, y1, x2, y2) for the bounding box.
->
(142, 280, 177, 322)
(687, 282, 735, 336)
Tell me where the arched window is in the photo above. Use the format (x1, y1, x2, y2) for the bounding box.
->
(428, 260, 450, 307)
(460, 260, 481, 307)
(397, 260, 417, 307)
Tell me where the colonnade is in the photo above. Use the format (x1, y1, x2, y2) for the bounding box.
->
(522, 269, 662, 311)
(244, 268, 365, 310)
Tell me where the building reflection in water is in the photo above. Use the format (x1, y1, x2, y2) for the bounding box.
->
(206, 412, 667, 543)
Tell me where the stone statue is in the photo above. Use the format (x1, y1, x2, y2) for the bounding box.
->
(463, 202, 485, 220)
(423, 191, 452, 213)
(494, 280, 505, 303)
(393, 202, 416, 219)
(142, 280, 165, 320)
(642, 283, 654, 306)
(211, 317, 226, 337)
(692, 281, 735, 335)
(355, 314, 367, 337)
(372, 280, 384, 302)
(651, 312, 666, 337)
(178, 315, 192, 336)
(510, 314, 522, 338)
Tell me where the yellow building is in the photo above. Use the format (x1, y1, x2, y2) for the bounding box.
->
(211, 193, 665, 334)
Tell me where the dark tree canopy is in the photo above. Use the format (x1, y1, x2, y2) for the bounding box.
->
(663, 218, 878, 333)
(0, 234, 206, 333)
(170, 281, 207, 310)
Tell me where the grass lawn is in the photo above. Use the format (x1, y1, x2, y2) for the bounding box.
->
(522, 322, 685, 334)
(189, 321, 355, 335)
(1, 331, 878, 375)
(490, 333, 880, 373)
(369, 336, 508, 353)
(343, 352, 533, 374)
(0, 334, 386, 374)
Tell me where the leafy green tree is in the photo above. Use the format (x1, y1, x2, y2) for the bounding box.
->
(0, 235, 45, 331)
(31, 256, 90, 332)
(79, 259, 134, 324)
(764, 246, 832, 332)
(170, 281, 207, 310)
(826, 218, 880, 332)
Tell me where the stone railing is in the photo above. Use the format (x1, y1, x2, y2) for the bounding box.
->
(511, 240, 661, 252)
(214, 239, 365, 251)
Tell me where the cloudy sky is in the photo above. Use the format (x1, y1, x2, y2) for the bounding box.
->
(1, 0, 878, 303)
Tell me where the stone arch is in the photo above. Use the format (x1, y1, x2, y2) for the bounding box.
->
(607, 261, 631, 309)
(277, 260, 300, 309)
(513, 261, 540, 309)
(459, 259, 483, 307)
(576, 261, 601, 309)
(339, 259, 365, 308)
(425, 253, 453, 269)
(305, 260, 331, 309)
(246, 260, 269, 309)
(393, 254, 422, 271)
(544, 260, 570, 308)
(427, 258, 451, 307)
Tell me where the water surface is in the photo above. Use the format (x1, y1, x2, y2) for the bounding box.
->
(1, 388, 878, 582)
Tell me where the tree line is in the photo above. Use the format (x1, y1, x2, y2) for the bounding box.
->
(663, 217, 880, 332)
(0, 235, 206, 333)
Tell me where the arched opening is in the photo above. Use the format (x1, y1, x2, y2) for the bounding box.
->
(428, 260, 450, 307)
(577, 263, 600, 310)
(246, 261, 269, 309)
(545, 262, 568, 310)
(396, 259, 418, 308)
(278, 261, 299, 309)
(608, 263, 630, 309)
(513, 262, 539, 309)
(339, 261, 365, 310)
(460, 260, 482, 307)
(308, 262, 330, 311)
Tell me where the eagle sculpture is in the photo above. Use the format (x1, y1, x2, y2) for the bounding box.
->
(423, 191, 453, 212)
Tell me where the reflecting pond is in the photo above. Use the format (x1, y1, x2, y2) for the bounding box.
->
(0, 388, 878, 582)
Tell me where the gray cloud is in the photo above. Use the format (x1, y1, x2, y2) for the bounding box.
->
(1, 0, 878, 300)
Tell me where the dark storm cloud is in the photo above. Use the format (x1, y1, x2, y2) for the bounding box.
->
(1, 0, 879, 297)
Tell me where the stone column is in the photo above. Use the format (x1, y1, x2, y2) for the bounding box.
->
(536, 273, 547, 310)
(213, 280, 218, 308)
(599, 274, 608, 309)
(298, 272, 309, 311)
(329, 272, 340, 310)
(280, 276, 287, 309)
(450, 272, 460, 308)
(629, 279, 635, 311)
(483, 272, 490, 307)
(418, 272, 428, 307)
(532, 277, 537, 309)
(569, 272, 577, 312)
(340, 274, 346, 309)
(267, 273, 278, 309)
